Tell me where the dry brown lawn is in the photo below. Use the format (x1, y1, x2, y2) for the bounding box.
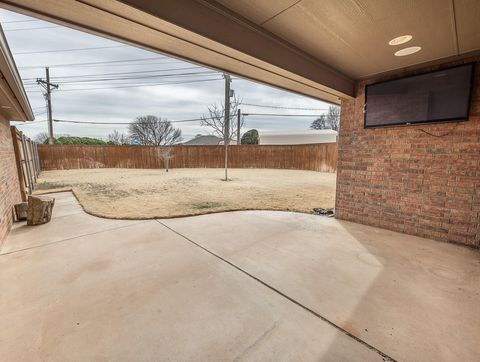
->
(34, 168, 336, 219)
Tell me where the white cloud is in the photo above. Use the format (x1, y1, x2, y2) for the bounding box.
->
(2, 9, 330, 141)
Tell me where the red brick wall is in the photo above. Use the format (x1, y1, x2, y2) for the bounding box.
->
(0, 120, 21, 244)
(336, 57, 480, 248)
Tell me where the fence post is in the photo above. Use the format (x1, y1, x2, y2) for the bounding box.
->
(35, 142, 41, 174)
(28, 139, 37, 182)
(31, 140, 37, 176)
(20, 132, 34, 193)
(31, 139, 40, 176)
(10, 126, 27, 201)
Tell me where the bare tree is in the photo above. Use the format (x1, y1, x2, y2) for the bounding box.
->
(310, 105, 340, 131)
(128, 115, 182, 146)
(326, 106, 340, 131)
(108, 130, 130, 145)
(201, 95, 244, 140)
(34, 132, 50, 144)
(159, 147, 174, 172)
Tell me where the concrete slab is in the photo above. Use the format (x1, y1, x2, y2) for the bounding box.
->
(1, 194, 142, 253)
(54, 195, 84, 216)
(50, 202, 85, 218)
(41, 191, 76, 201)
(162, 211, 480, 362)
(2, 192, 478, 361)
(34, 192, 85, 218)
(0, 219, 382, 361)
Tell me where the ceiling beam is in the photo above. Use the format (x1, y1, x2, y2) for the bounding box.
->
(0, 0, 355, 103)
(0, 26, 33, 121)
(118, 0, 354, 97)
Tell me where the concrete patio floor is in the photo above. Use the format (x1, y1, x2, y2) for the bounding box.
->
(1, 192, 479, 361)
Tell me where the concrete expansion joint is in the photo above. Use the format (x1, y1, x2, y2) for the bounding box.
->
(233, 321, 279, 361)
(0, 219, 150, 256)
(155, 219, 397, 362)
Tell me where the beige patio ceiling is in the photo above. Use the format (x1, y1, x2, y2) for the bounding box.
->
(218, 0, 480, 78)
(2, 0, 479, 104)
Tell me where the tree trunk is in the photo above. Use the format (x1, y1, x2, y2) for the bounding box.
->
(27, 195, 55, 226)
(14, 202, 28, 221)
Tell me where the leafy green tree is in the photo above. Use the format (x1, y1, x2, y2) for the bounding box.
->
(46, 136, 107, 145)
(241, 129, 259, 144)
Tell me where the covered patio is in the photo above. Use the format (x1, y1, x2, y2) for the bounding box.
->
(2, 0, 477, 247)
(0, 1, 479, 361)
(1, 192, 479, 361)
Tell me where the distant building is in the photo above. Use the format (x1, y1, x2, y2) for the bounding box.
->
(182, 135, 222, 145)
(258, 130, 337, 145)
(218, 139, 237, 145)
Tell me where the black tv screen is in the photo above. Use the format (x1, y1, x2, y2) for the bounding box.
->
(364, 63, 475, 128)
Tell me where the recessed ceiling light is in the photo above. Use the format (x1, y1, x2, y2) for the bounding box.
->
(1, 105, 11, 109)
(388, 35, 413, 46)
(394, 46, 422, 56)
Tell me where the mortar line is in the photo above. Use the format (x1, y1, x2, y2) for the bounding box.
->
(156, 219, 397, 362)
(0, 220, 150, 256)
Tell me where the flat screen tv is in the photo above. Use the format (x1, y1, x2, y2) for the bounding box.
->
(364, 63, 475, 128)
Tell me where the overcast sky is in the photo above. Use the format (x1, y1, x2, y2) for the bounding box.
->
(1, 8, 331, 142)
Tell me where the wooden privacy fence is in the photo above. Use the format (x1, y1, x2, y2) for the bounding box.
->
(38, 143, 337, 172)
(11, 126, 41, 201)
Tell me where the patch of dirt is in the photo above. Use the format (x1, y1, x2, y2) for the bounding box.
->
(34, 182, 70, 190)
(34, 168, 336, 219)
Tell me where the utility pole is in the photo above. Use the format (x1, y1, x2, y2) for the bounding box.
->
(237, 108, 241, 145)
(37, 67, 59, 144)
(223, 73, 232, 181)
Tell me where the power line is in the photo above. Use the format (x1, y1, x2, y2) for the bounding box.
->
(54, 119, 203, 125)
(1, 19, 41, 23)
(27, 71, 218, 85)
(242, 102, 328, 111)
(49, 110, 314, 126)
(18, 60, 180, 70)
(25, 77, 223, 92)
(242, 113, 322, 117)
(23, 77, 215, 88)
(24, 79, 216, 89)
(22, 66, 202, 81)
(13, 120, 48, 126)
(17, 57, 176, 69)
(14, 45, 127, 55)
(54, 117, 207, 125)
(14, 118, 203, 126)
(25, 77, 222, 90)
(68, 64, 200, 76)
(25, 75, 212, 88)
(22, 70, 215, 85)
(4, 26, 59, 32)
(50, 111, 239, 127)
(16, 110, 318, 130)
(63, 60, 182, 68)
